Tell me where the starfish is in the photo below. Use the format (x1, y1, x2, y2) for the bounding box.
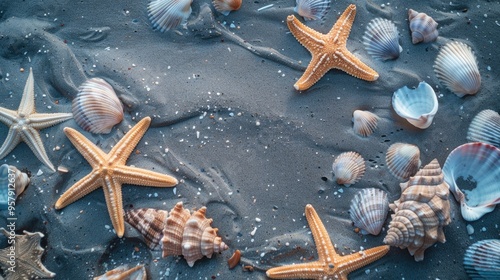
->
(287, 4, 379, 91)
(55, 116, 178, 238)
(0, 68, 73, 171)
(266, 204, 389, 280)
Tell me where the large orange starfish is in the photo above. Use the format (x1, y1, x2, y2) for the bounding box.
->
(287, 4, 379, 91)
(266, 204, 389, 280)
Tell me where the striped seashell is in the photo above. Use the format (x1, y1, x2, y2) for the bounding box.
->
(442, 142, 500, 221)
(125, 202, 228, 267)
(352, 110, 379, 137)
(212, 0, 241, 16)
(363, 18, 402, 61)
(385, 143, 421, 181)
(392, 81, 438, 129)
(467, 109, 500, 148)
(332, 151, 365, 187)
(0, 164, 30, 210)
(408, 9, 438, 44)
(148, 0, 193, 32)
(463, 239, 500, 279)
(294, 0, 331, 21)
(434, 41, 481, 97)
(94, 265, 147, 280)
(349, 188, 389, 235)
(384, 159, 451, 261)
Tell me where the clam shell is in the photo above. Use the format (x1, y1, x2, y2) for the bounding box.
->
(385, 143, 421, 181)
(0, 164, 30, 210)
(434, 41, 481, 97)
(463, 239, 500, 279)
(148, 0, 193, 32)
(94, 265, 147, 280)
(332, 151, 365, 187)
(349, 188, 389, 235)
(392, 81, 438, 129)
(352, 110, 379, 137)
(467, 109, 500, 148)
(442, 142, 500, 221)
(72, 78, 124, 134)
(363, 18, 402, 61)
(408, 9, 438, 44)
(212, 0, 241, 16)
(294, 0, 331, 21)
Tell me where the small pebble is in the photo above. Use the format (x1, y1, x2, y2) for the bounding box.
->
(466, 224, 474, 235)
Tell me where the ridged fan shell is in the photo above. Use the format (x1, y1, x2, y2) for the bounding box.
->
(386, 143, 421, 181)
(463, 239, 500, 279)
(148, 0, 193, 32)
(0, 164, 30, 210)
(467, 109, 500, 148)
(363, 18, 402, 61)
(352, 110, 379, 137)
(94, 265, 147, 280)
(349, 188, 389, 235)
(408, 9, 438, 44)
(392, 81, 438, 129)
(212, 0, 241, 16)
(332, 151, 365, 187)
(294, 0, 331, 21)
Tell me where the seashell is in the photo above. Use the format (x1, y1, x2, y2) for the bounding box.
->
(392, 81, 438, 129)
(384, 159, 451, 261)
(72, 78, 124, 134)
(124, 201, 228, 267)
(385, 143, 421, 181)
(212, 0, 241, 16)
(349, 188, 389, 235)
(442, 142, 500, 221)
(463, 239, 500, 279)
(332, 151, 365, 187)
(294, 0, 331, 21)
(363, 18, 402, 61)
(467, 109, 500, 148)
(94, 265, 147, 280)
(434, 41, 481, 97)
(148, 0, 193, 32)
(0, 164, 30, 210)
(408, 9, 438, 44)
(352, 110, 379, 137)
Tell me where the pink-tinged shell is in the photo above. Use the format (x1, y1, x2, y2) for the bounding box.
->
(94, 265, 147, 280)
(442, 142, 500, 221)
(408, 9, 438, 44)
(352, 110, 379, 137)
(386, 143, 421, 181)
(212, 0, 241, 16)
(294, 0, 331, 21)
(434, 41, 481, 97)
(332, 151, 365, 187)
(467, 109, 500, 148)
(349, 188, 389, 235)
(148, 0, 193, 32)
(392, 81, 438, 129)
(72, 78, 124, 134)
(463, 239, 500, 279)
(363, 18, 402, 61)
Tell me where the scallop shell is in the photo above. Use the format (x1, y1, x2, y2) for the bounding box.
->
(94, 265, 147, 280)
(385, 143, 421, 181)
(383, 159, 451, 261)
(434, 41, 481, 97)
(72, 78, 124, 134)
(467, 109, 500, 148)
(442, 142, 500, 221)
(332, 151, 365, 187)
(349, 188, 389, 235)
(0, 164, 30, 210)
(294, 0, 331, 21)
(148, 0, 193, 32)
(212, 0, 241, 16)
(124, 202, 228, 267)
(392, 81, 438, 129)
(463, 239, 500, 279)
(408, 9, 438, 44)
(352, 110, 379, 137)
(363, 18, 402, 61)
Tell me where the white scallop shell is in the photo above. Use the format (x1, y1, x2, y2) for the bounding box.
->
(392, 81, 438, 129)
(212, 0, 241, 16)
(408, 9, 438, 44)
(332, 151, 365, 187)
(352, 110, 379, 137)
(434, 41, 481, 97)
(148, 0, 193, 32)
(349, 188, 389, 235)
(463, 239, 500, 279)
(363, 18, 402, 61)
(294, 0, 331, 21)
(386, 143, 421, 181)
(467, 109, 500, 148)
(442, 142, 500, 221)
(72, 78, 124, 134)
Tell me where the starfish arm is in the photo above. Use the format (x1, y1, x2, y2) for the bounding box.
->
(30, 112, 73, 130)
(108, 117, 151, 165)
(64, 127, 107, 168)
(115, 165, 178, 187)
(266, 261, 326, 279)
(328, 4, 356, 45)
(55, 172, 101, 209)
(0, 107, 18, 126)
(101, 176, 126, 237)
(0, 129, 21, 160)
(335, 245, 390, 277)
(287, 15, 326, 54)
(18, 68, 36, 116)
(305, 204, 337, 263)
(294, 53, 334, 91)
(20, 127, 55, 171)
(336, 48, 379, 81)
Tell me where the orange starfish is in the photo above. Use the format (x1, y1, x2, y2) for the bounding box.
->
(266, 204, 389, 280)
(287, 4, 379, 91)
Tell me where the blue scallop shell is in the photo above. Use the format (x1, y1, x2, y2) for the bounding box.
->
(464, 239, 500, 279)
(363, 18, 402, 61)
(294, 0, 331, 21)
(148, 0, 193, 32)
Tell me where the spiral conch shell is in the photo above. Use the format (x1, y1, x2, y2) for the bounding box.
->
(383, 159, 451, 261)
(124, 202, 228, 267)
(0, 164, 30, 210)
(408, 9, 438, 44)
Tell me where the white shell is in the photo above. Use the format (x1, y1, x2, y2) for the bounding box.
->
(148, 0, 193, 32)
(212, 0, 241, 16)
(0, 164, 30, 210)
(408, 9, 438, 44)
(294, 0, 331, 21)
(349, 188, 389, 235)
(392, 81, 438, 129)
(332, 151, 365, 187)
(463, 239, 500, 279)
(72, 78, 124, 134)
(443, 142, 500, 221)
(352, 110, 379, 137)
(386, 143, 421, 181)
(434, 41, 481, 97)
(363, 18, 402, 61)
(467, 109, 500, 148)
